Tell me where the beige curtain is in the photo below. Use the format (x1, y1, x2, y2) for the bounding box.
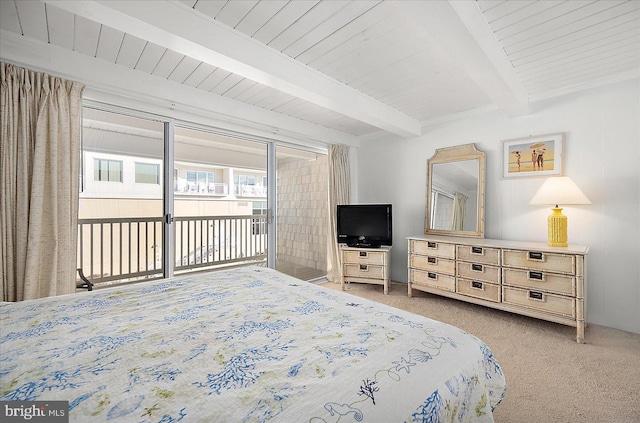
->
(452, 192, 468, 231)
(1, 62, 85, 301)
(326, 144, 351, 283)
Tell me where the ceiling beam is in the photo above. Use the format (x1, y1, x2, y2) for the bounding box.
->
(43, 0, 422, 138)
(397, 0, 529, 117)
(0, 29, 360, 147)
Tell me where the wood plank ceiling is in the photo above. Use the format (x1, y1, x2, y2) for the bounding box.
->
(0, 0, 638, 142)
(476, 0, 640, 98)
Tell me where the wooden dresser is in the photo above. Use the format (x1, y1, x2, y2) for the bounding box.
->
(407, 235, 588, 343)
(340, 245, 391, 294)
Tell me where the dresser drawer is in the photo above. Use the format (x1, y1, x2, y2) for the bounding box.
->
(502, 268, 575, 296)
(502, 249, 575, 274)
(344, 263, 384, 279)
(457, 261, 501, 284)
(456, 277, 500, 303)
(410, 240, 455, 259)
(343, 250, 386, 265)
(410, 269, 455, 292)
(456, 245, 500, 265)
(410, 255, 456, 275)
(502, 286, 575, 318)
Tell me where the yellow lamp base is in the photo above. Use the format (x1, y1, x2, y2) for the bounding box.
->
(548, 207, 568, 247)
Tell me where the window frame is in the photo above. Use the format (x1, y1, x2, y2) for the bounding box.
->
(134, 162, 160, 185)
(94, 158, 123, 182)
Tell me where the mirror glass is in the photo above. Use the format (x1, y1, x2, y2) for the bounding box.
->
(430, 159, 479, 231)
(425, 144, 485, 238)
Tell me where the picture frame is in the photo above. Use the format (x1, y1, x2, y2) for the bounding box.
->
(501, 133, 564, 178)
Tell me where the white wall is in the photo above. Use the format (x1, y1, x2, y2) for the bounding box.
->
(356, 79, 640, 335)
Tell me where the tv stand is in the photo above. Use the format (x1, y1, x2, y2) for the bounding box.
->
(347, 243, 380, 248)
(340, 244, 391, 294)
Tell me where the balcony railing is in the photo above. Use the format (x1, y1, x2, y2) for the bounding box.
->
(77, 217, 164, 284)
(171, 180, 267, 198)
(174, 215, 267, 272)
(235, 184, 267, 197)
(174, 180, 229, 196)
(77, 214, 267, 286)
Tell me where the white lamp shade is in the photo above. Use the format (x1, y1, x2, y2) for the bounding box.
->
(529, 176, 591, 206)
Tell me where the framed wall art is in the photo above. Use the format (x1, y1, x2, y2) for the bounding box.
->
(501, 133, 564, 178)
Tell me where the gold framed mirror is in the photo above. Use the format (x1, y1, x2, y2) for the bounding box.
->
(425, 143, 486, 238)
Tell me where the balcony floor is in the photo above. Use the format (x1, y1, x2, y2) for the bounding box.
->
(275, 260, 326, 282)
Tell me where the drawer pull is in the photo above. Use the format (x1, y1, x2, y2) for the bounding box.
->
(528, 271, 544, 281)
(427, 257, 437, 264)
(471, 281, 484, 290)
(359, 251, 368, 257)
(359, 264, 368, 271)
(427, 241, 437, 249)
(427, 272, 437, 280)
(471, 246, 484, 255)
(528, 251, 545, 262)
(471, 263, 484, 272)
(528, 291, 545, 301)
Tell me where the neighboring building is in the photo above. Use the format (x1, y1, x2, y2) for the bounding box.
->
(80, 149, 267, 218)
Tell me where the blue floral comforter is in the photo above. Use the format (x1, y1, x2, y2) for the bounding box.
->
(0, 266, 506, 422)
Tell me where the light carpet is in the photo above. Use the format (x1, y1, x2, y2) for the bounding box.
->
(320, 281, 640, 423)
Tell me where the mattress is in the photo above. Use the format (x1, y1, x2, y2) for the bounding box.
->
(0, 266, 506, 422)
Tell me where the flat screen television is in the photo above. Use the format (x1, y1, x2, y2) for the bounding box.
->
(337, 204, 392, 248)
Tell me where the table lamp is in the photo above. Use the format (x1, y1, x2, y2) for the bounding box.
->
(529, 176, 591, 247)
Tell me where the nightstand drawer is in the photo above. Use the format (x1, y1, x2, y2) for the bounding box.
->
(457, 278, 500, 303)
(457, 245, 500, 265)
(344, 263, 384, 279)
(502, 249, 575, 274)
(410, 255, 455, 275)
(502, 268, 575, 296)
(343, 250, 386, 265)
(410, 269, 455, 292)
(457, 261, 501, 284)
(410, 240, 455, 259)
(502, 286, 575, 318)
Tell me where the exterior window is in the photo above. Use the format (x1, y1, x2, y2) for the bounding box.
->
(234, 175, 255, 186)
(234, 174, 256, 195)
(252, 201, 267, 235)
(135, 163, 160, 184)
(94, 159, 122, 182)
(184, 169, 215, 192)
(197, 171, 214, 183)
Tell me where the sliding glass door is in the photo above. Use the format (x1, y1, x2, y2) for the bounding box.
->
(172, 126, 268, 274)
(275, 146, 328, 280)
(78, 107, 329, 285)
(78, 108, 165, 285)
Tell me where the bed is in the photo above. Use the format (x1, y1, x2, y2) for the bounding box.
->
(0, 266, 506, 422)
